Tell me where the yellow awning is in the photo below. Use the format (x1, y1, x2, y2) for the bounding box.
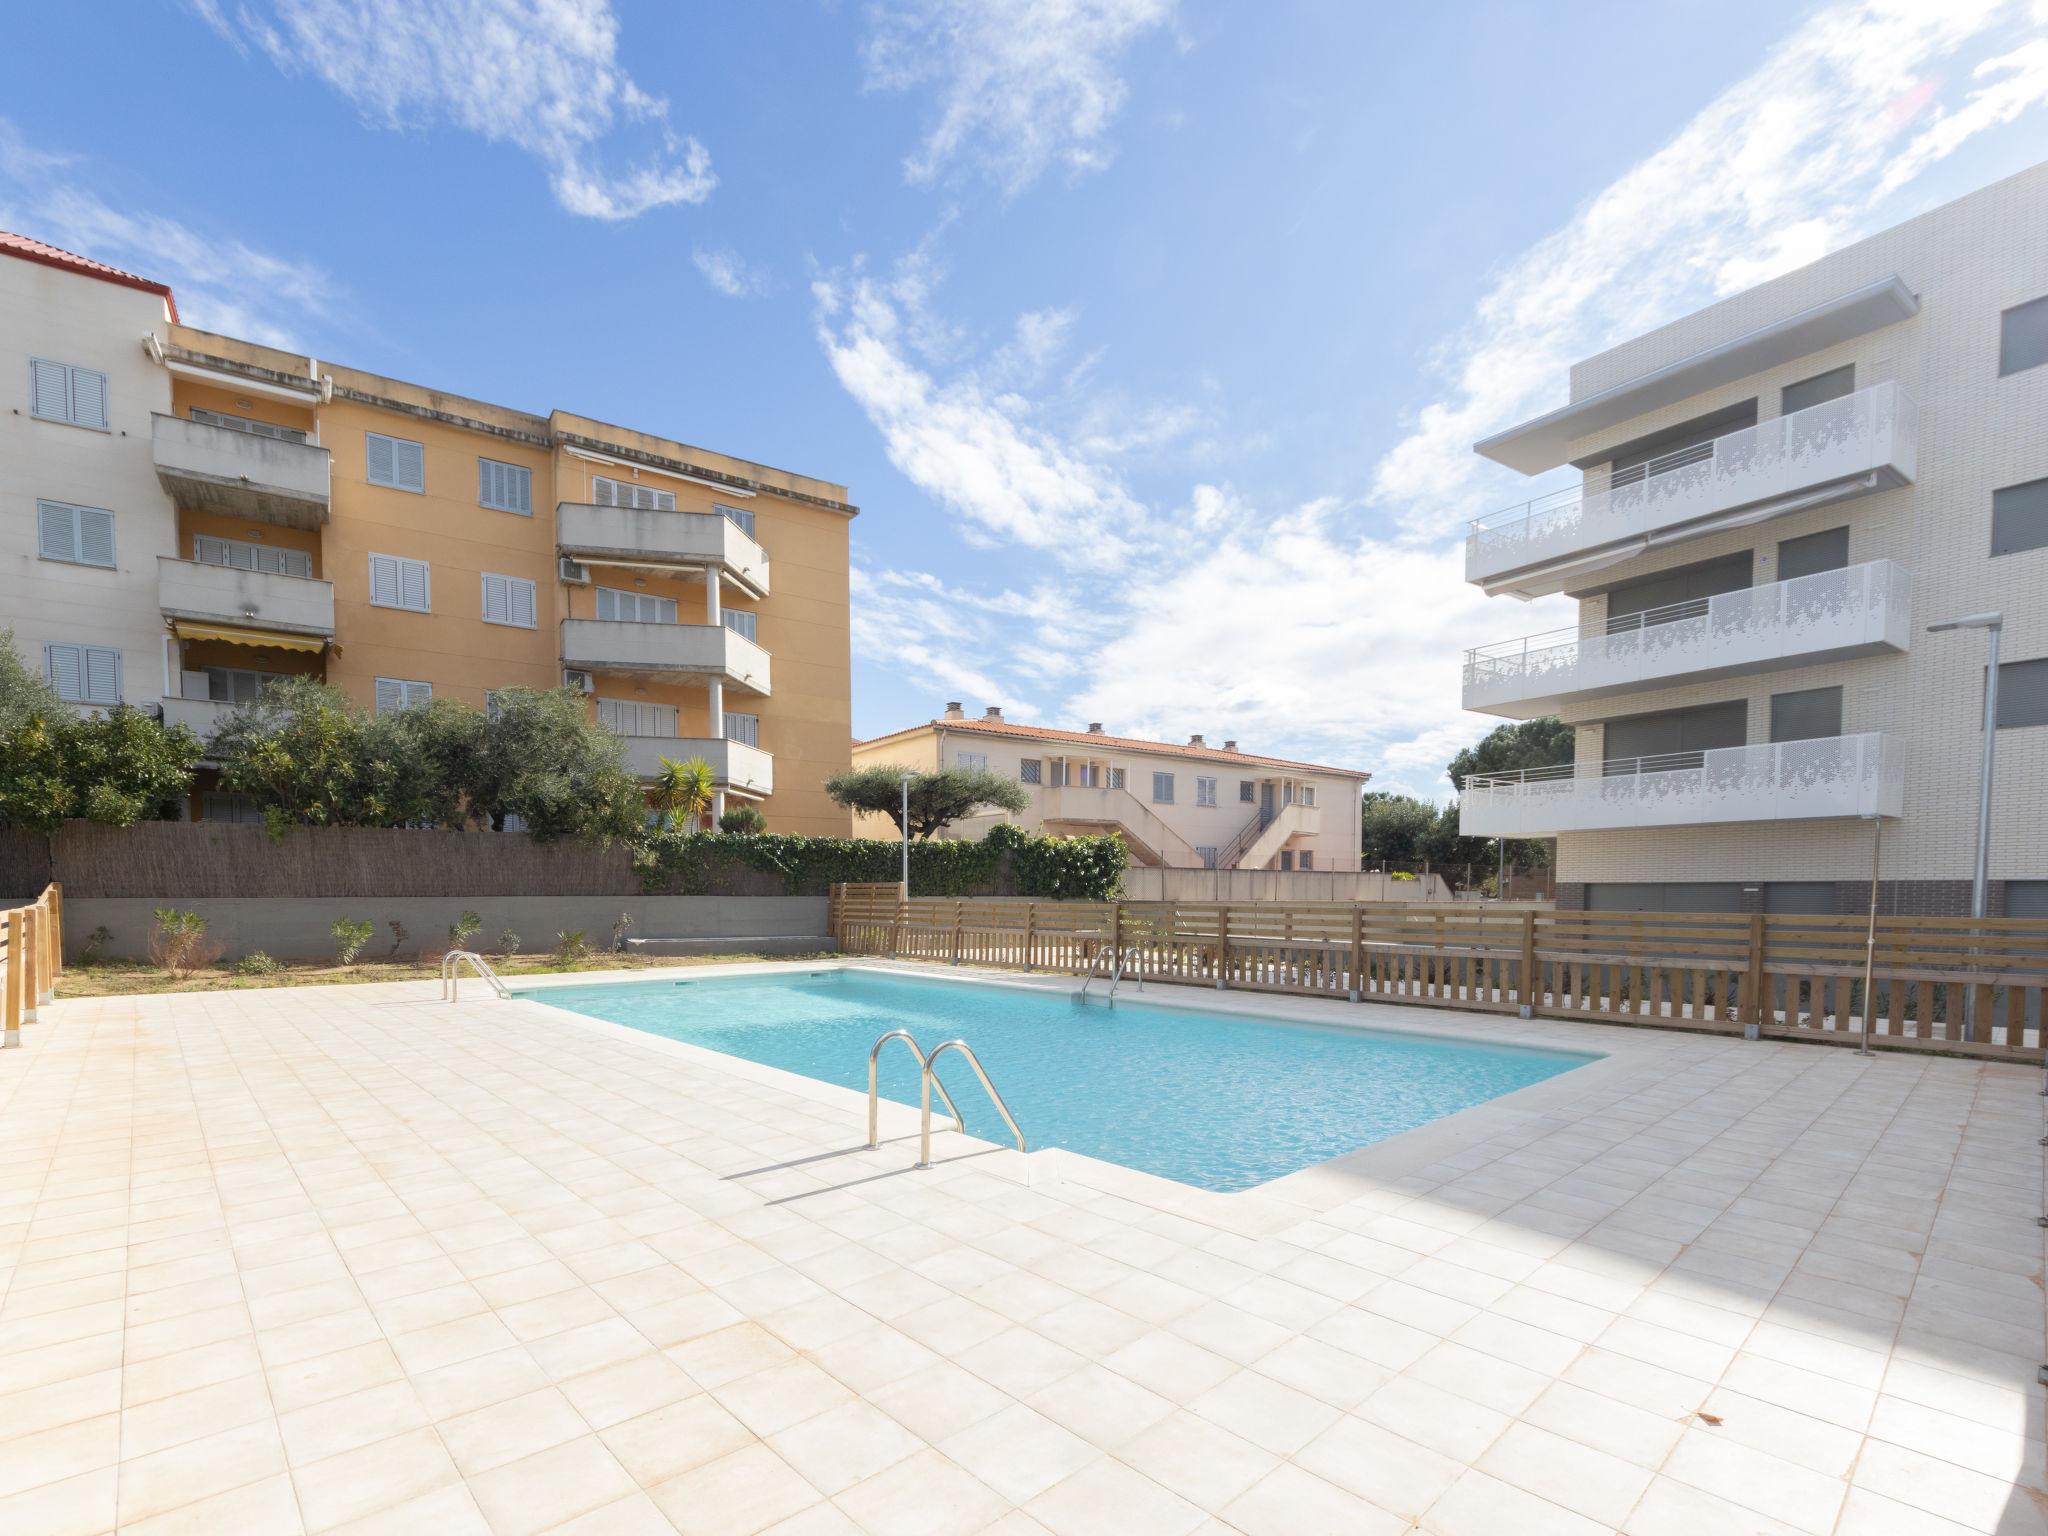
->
(170, 620, 327, 653)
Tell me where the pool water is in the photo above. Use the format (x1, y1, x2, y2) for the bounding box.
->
(523, 969, 1594, 1192)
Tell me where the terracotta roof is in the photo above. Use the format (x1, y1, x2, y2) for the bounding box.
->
(0, 232, 178, 321)
(856, 717, 1371, 780)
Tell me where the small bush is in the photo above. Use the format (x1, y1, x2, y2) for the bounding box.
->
(331, 917, 374, 965)
(553, 929, 590, 967)
(448, 910, 482, 950)
(718, 804, 766, 836)
(149, 908, 220, 977)
(386, 920, 409, 957)
(495, 927, 521, 957)
(1390, 870, 1418, 882)
(80, 924, 114, 963)
(234, 950, 282, 977)
(610, 912, 635, 952)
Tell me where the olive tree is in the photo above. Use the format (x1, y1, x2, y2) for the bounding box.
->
(824, 763, 1030, 839)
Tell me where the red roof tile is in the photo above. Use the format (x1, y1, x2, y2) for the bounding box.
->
(0, 232, 178, 321)
(857, 716, 1371, 780)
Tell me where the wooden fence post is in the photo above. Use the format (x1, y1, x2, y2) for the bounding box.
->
(950, 901, 964, 965)
(4, 909, 21, 1046)
(47, 883, 62, 990)
(891, 885, 906, 958)
(1349, 905, 1364, 1003)
(1743, 913, 1766, 1034)
(1216, 906, 1230, 990)
(20, 908, 39, 1025)
(1023, 903, 1037, 971)
(1520, 909, 1537, 1018)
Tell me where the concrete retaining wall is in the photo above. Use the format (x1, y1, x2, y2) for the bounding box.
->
(1118, 868, 1454, 903)
(68, 896, 832, 962)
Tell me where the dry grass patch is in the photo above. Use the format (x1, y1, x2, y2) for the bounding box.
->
(58, 950, 836, 998)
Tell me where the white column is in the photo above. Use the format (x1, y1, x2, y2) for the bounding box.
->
(704, 567, 722, 625)
(713, 789, 727, 823)
(704, 564, 727, 763)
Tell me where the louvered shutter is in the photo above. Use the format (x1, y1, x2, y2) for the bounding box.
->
(651, 487, 675, 511)
(395, 438, 425, 492)
(30, 358, 69, 420)
(591, 476, 618, 506)
(509, 577, 535, 628)
(77, 508, 114, 567)
(45, 643, 83, 699)
(655, 595, 677, 623)
(369, 554, 400, 607)
(722, 610, 757, 642)
(83, 646, 119, 704)
(595, 586, 619, 621)
(481, 573, 509, 625)
(38, 501, 75, 561)
(195, 534, 228, 567)
(717, 504, 756, 539)
(399, 559, 429, 611)
(375, 678, 403, 714)
(407, 680, 431, 707)
(724, 712, 759, 746)
(366, 433, 395, 486)
(68, 367, 108, 430)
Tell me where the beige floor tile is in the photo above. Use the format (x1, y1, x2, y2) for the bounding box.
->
(0, 1467, 116, 1536)
(939, 1401, 1096, 1505)
(647, 1443, 820, 1536)
(291, 1425, 464, 1533)
(1025, 1456, 1205, 1536)
(768, 1399, 925, 1497)
(1221, 1463, 1408, 1536)
(1120, 1408, 1282, 1513)
(438, 1387, 589, 1476)
(1424, 1468, 1611, 1536)
(117, 1472, 304, 1536)
(1294, 1412, 1465, 1520)
(600, 1392, 756, 1488)
(465, 1434, 639, 1536)
(116, 1416, 287, 1527)
(834, 1446, 1008, 1536)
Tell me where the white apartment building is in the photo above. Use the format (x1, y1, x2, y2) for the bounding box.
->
(853, 705, 1370, 871)
(1, 236, 181, 709)
(1456, 162, 2048, 915)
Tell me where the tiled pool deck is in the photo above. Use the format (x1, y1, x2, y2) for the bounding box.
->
(0, 961, 2042, 1535)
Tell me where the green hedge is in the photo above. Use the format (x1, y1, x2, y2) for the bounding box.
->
(631, 821, 1126, 900)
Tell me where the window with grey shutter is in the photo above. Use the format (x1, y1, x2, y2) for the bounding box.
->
(374, 677, 431, 714)
(36, 500, 116, 568)
(45, 642, 120, 704)
(722, 609, 757, 642)
(369, 553, 431, 612)
(1991, 477, 2048, 558)
(481, 572, 537, 628)
(202, 793, 264, 825)
(956, 751, 987, 770)
(1198, 846, 1217, 869)
(724, 712, 759, 747)
(29, 358, 108, 429)
(366, 431, 425, 492)
(205, 666, 277, 704)
(2000, 295, 2048, 377)
(1196, 776, 1217, 806)
(597, 697, 679, 737)
(716, 503, 756, 538)
(193, 535, 312, 577)
(1019, 758, 1042, 784)
(1777, 526, 1850, 580)
(594, 586, 675, 624)
(479, 458, 533, 514)
(590, 475, 675, 511)
(1780, 365, 1854, 416)
(1996, 657, 2048, 729)
(190, 407, 307, 443)
(1151, 771, 1174, 803)
(1770, 686, 1843, 743)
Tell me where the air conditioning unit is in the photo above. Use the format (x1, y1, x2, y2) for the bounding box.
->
(562, 669, 594, 694)
(558, 556, 591, 584)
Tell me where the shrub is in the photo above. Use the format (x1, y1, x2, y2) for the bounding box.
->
(631, 824, 1125, 900)
(553, 929, 591, 967)
(234, 950, 282, 977)
(448, 911, 483, 950)
(494, 927, 521, 957)
(386, 920, 409, 957)
(825, 763, 1029, 838)
(469, 688, 643, 844)
(150, 908, 220, 977)
(650, 756, 715, 832)
(717, 804, 766, 836)
(80, 925, 114, 964)
(610, 912, 635, 952)
(1390, 869, 1418, 882)
(331, 917, 374, 965)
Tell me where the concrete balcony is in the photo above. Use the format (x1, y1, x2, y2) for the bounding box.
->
(158, 696, 237, 738)
(153, 413, 331, 529)
(1465, 382, 1918, 598)
(617, 736, 774, 794)
(560, 619, 771, 695)
(1463, 560, 1912, 718)
(158, 557, 336, 639)
(1458, 732, 1903, 838)
(557, 503, 769, 596)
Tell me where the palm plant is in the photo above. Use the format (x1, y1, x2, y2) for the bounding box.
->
(650, 755, 716, 831)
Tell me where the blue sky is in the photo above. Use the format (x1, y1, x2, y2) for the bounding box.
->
(7, 1, 2048, 796)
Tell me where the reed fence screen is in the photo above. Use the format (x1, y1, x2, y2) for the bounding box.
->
(828, 884, 2048, 1060)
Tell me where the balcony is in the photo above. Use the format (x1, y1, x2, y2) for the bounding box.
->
(557, 503, 769, 596)
(158, 557, 336, 639)
(1465, 382, 1918, 598)
(617, 736, 773, 794)
(560, 619, 771, 695)
(152, 413, 331, 529)
(158, 696, 236, 739)
(1458, 732, 1903, 838)
(1463, 560, 1912, 718)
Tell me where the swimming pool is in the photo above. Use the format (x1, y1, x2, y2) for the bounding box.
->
(523, 969, 1595, 1192)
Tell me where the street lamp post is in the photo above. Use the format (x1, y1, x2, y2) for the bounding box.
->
(1927, 611, 2003, 1042)
(899, 773, 913, 893)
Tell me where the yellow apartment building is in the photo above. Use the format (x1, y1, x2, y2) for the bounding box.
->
(5, 234, 857, 834)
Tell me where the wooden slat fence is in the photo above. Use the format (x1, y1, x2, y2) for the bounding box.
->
(829, 886, 2048, 1060)
(2, 883, 62, 1047)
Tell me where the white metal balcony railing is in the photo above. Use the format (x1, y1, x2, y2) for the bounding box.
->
(559, 618, 771, 694)
(556, 503, 770, 596)
(1457, 732, 1903, 838)
(1465, 382, 1919, 593)
(152, 413, 332, 529)
(1462, 559, 1911, 717)
(617, 735, 773, 794)
(158, 556, 337, 637)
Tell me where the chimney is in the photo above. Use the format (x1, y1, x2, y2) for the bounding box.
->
(1086, 722, 1105, 734)
(942, 702, 964, 720)
(1223, 740, 1238, 752)
(984, 706, 1003, 721)
(1188, 733, 1206, 748)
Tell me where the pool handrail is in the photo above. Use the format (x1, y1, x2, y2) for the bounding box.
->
(442, 950, 510, 1001)
(919, 1040, 1028, 1168)
(866, 1029, 961, 1150)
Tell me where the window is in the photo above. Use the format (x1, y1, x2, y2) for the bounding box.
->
(1300, 786, 1317, 807)
(36, 500, 115, 568)
(1049, 760, 1069, 787)
(1299, 850, 1315, 870)
(479, 458, 533, 514)
(1603, 700, 1746, 771)
(594, 586, 677, 624)
(2007, 881, 2048, 918)
(597, 697, 679, 737)
(365, 431, 425, 492)
(204, 666, 278, 704)
(1239, 780, 1255, 803)
(1151, 771, 1174, 803)
(201, 793, 263, 825)
(1198, 846, 1218, 869)
(1996, 657, 2048, 730)
(1780, 364, 1855, 416)
(45, 643, 120, 705)
(1108, 767, 1126, 790)
(956, 751, 987, 770)
(1019, 758, 1043, 784)
(190, 407, 306, 443)
(722, 609, 758, 642)
(1604, 552, 1751, 632)
(1278, 851, 1294, 872)
(374, 677, 432, 714)
(1991, 477, 2048, 558)
(1765, 882, 1835, 914)
(368, 553, 431, 612)
(195, 534, 311, 578)
(480, 572, 538, 628)
(1586, 882, 1744, 912)
(591, 475, 675, 511)
(716, 503, 756, 539)
(1777, 526, 1850, 581)
(1195, 776, 1217, 807)
(724, 712, 760, 747)
(2000, 295, 2048, 377)
(1770, 686, 1842, 743)
(29, 357, 108, 430)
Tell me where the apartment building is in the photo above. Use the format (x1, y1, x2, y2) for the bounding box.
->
(1455, 163, 2048, 914)
(853, 705, 1369, 871)
(3, 234, 856, 835)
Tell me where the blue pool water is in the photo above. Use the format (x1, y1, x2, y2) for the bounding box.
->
(523, 970, 1594, 1192)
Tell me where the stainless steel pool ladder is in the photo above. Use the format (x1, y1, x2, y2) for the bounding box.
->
(441, 950, 510, 1001)
(866, 1029, 1028, 1169)
(1079, 942, 1139, 1001)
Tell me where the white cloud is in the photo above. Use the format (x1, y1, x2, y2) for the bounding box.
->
(193, 0, 714, 220)
(691, 245, 768, 298)
(862, 0, 1177, 194)
(1369, 0, 2048, 540)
